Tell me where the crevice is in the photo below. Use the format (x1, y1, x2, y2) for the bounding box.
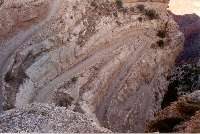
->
(161, 81, 178, 109)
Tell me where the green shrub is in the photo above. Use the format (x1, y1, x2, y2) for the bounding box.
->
(71, 76, 78, 83)
(90, 1, 97, 7)
(4, 71, 14, 82)
(115, 0, 123, 9)
(130, 7, 135, 12)
(113, 11, 118, 17)
(118, 7, 128, 13)
(138, 17, 143, 22)
(136, 4, 145, 12)
(0, 0, 3, 6)
(157, 40, 164, 48)
(157, 30, 166, 38)
(144, 9, 158, 20)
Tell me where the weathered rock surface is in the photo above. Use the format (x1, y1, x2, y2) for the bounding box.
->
(0, 103, 108, 133)
(0, 0, 184, 132)
(149, 13, 200, 133)
(0, 0, 50, 41)
(172, 13, 200, 39)
(173, 13, 200, 64)
(146, 91, 200, 133)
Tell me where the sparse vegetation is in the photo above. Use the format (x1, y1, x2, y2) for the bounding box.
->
(118, 7, 128, 13)
(162, 64, 200, 108)
(130, 7, 135, 12)
(115, 0, 123, 9)
(138, 17, 143, 22)
(136, 4, 145, 12)
(116, 20, 122, 26)
(157, 39, 164, 48)
(157, 30, 166, 38)
(170, 64, 200, 96)
(71, 76, 78, 83)
(4, 71, 14, 82)
(144, 9, 159, 20)
(155, 23, 168, 49)
(90, 1, 97, 7)
(113, 11, 118, 17)
(136, 5, 158, 20)
(147, 117, 184, 132)
(0, 0, 3, 6)
(56, 96, 73, 108)
(54, 92, 74, 108)
(178, 101, 200, 116)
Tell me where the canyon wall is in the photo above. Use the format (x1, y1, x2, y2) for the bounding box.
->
(0, 0, 184, 132)
(147, 12, 200, 133)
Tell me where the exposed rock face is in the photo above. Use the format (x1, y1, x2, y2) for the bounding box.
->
(172, 13, 200, 64)
(0, 0, 50, 40)
(172, 13, 200, 39)
(150, 13, 200, 133)
(0, 0, 184, 132)
(147, 91, 200, 133)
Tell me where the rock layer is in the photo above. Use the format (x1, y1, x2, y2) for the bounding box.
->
(172, 13, 200, 64)
(0, 0, 184, 132)
(147, 91, 200, 133)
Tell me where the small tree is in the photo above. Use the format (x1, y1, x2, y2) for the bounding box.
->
(157, 40, 164, 48)
(115, 0, 123, 9)
(138, 17, 143, 22)
(136, 4, 145, 12)
(144, 9, 159, 20)
(157, 30, 166, 38)
(130, 7, 135, 12)
(90, 1, 97, 7)
(71, 76, 78, 83)
(0, 0, 3, 6)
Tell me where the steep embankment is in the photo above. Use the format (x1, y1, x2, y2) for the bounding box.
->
(147, 13, 200, 133)
(0, 0, 184, 132)
(173, 13, 200, 63)
(173, 13, 200, 39)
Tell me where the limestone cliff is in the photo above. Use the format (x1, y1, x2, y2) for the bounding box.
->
(0, 0, 184, 132)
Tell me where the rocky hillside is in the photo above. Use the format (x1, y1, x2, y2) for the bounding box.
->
(147, 12, 200, 133)
(0, 0, 184, 132)
(147, 90, 200, 133)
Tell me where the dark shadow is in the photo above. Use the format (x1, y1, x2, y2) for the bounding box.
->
(147, 117, 184, 132)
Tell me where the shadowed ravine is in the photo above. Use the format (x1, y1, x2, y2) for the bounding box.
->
(161, 14, 200, 109)
(177, 33, 200, 64)
(149, 14, 200, 133)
